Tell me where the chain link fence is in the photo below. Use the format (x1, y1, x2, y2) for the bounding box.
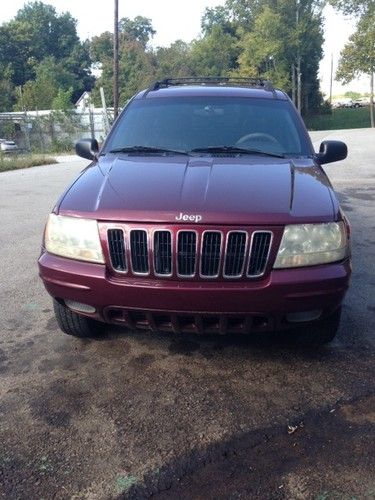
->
(0, 108, 112, 154)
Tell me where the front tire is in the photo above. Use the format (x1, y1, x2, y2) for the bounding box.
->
(53, 299, 105, 338)
(296, 307, 341, 345)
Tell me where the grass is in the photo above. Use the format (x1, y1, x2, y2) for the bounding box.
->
(305, 107, 372, 131)
(0, 153, 57, 173)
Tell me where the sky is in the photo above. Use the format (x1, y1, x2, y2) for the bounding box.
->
(0, 0, 369, 97)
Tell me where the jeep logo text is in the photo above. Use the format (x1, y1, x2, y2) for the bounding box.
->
(175, 213, 202, 223)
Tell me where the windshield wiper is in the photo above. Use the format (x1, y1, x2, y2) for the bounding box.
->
(190, 146, 285, 158)
(109, 145, 189, 155)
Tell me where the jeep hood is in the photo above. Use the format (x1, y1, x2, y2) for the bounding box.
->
(57, 155, 338, 225)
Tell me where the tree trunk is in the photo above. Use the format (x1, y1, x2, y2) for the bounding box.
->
(370, 71, 374, 129)
(297, 56, 302, 113)
(291, 64, 296, 105)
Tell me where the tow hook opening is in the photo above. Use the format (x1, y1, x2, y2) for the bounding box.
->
(286, 310, 322, 323)
(65, 300, 96, 314)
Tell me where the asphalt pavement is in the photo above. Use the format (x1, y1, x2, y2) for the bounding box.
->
(0, 129, 374, 499)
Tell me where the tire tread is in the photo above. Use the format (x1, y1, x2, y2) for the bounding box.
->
(53, 300, 103, 337)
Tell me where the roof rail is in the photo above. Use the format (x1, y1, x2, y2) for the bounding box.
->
(146, 77, 275, 94)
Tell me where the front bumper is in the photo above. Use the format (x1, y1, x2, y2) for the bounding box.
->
(38, 252, 351, 334)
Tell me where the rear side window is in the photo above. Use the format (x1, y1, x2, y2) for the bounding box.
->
(106, 96, 310, 156)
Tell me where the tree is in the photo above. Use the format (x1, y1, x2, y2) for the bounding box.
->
(231, 0, 324, 113)
(90, 32, 113, 63)
(0, 65, 15, 111)
(154, 41, 194, 79)
(344, 91, 361, 100)
(14, 57, 75, 110)
(52, 87, 74, 112)
(201, 6, 236, 35)
(336, 10, 375, 127)
(235, 7, 291, 90)
(91, 36, 156, 106)
(328, 1, 373, 16)
(0, 2, 93, 110)
(190, 26, 239, 77)
(119, 16, 156, 48)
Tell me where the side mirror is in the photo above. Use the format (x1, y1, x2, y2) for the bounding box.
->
(75, 138, 99, 161)
(316, 140, 347, 165)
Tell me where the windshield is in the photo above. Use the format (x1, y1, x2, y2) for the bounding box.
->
(105, 96, 311, 156)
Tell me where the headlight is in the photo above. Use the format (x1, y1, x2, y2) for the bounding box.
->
(44, 214, 104, 263)
(274, 222, 349, 269)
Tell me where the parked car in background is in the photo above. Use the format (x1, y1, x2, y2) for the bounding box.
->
(333, 98, 370, 109)
(0, 139, 19, 153)
(39, 77, 351, 345)
(352, 98, 368, 108)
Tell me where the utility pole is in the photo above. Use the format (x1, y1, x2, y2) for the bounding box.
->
(296, 0, 302, 114)
(329, 54, 334, 105)
(370, 70, 374, 129)
(113, 0, 119, 119)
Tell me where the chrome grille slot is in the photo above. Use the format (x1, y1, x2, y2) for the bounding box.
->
(130, 230, 149, 274)
(154, 231, 172, 275)
(200, 232, 222, 277)
(248, 232, 272, 277)
(107, 229, 127, 272)
(106, 225, 273, 280)
(224, 232, 247, 277)
(177, 231, 197, 276)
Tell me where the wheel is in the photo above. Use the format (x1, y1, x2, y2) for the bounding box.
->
(53, 299, 105, 338)
(295, 307, 341, 345)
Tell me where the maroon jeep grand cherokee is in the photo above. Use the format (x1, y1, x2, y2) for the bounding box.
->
(38, 78, 351, 344)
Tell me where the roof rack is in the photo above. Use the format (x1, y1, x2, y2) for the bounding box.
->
(146, 77, 275, 94)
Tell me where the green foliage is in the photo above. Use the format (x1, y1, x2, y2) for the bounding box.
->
(328, 1, 373, 16)
(0, 1, 93, 111)
(336, 10, 375, 83)
(0, 66, 15, 112)
(344, 91, 362, 99)
(52, 88, 74, 112)
(232, 0, 324, 113)
(0, 153, 57, 172)
(154, 41, 194, 79)
(90, 32, 113, 64)
(92, 35, 156, 106)
(119, 16, 156, 48)
(201, 6, 236, 35)
(305, 107, 371, 131)
(1, 3, 326, 116)
(190, 26, 239, 77)
(14, 57, 75, 111)
(336, 8, 375, 126)
(0, 121, 17, 140)
(235, 7, 291, 90)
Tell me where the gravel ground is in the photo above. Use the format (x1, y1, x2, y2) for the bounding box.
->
(0, 129, 374, 499)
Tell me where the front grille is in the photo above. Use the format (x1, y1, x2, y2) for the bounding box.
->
(224, 232, 247, 277)
(154, 231, 172, 275)
(107, 229, 127, 272)
(107, 227, 273, 279)
(177, 231, 197, 276)
(200, 232, 222, 277)
(248, 232, 272, 276)
(130, 230, 149, 274)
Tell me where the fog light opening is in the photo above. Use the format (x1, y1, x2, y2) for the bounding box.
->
(286, 310, 322, 323)
(65, 300, 96, 314)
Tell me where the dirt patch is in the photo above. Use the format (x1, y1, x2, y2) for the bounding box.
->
(340, 395, 375, 424)
(125, 394, 375, 500)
